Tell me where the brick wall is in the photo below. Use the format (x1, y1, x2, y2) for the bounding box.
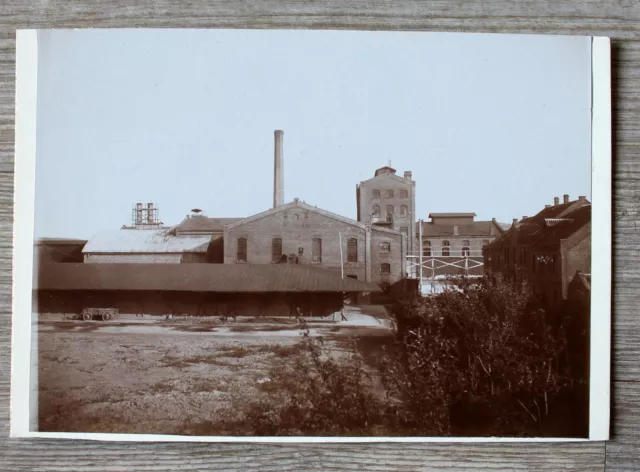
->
(224, 208, 369, 281)
(370, 228, 404, 284)
(358, 173, 415, 254)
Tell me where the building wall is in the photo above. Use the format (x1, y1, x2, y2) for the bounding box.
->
(358, 173, 415, 255)
(36, 290, 344, 318)
(224, 208, 405, 285)
(562, 228, 591, 298)
(225, 208, 368, 279)
(370, 228, 405, 284)
(83, 253, 208, 264)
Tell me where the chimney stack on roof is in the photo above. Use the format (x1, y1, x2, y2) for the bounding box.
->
(404, 170, 412, 180)
(147, 202, 154, 223)
(512, 218, 518, 225)
(578, 195, 587, 202)
(273, 130, 284, 209)
(563, 194, 569, 204)
(136, 202, 143, 224)
(554, 196, 560, 206)
(545, 204, 551, 208)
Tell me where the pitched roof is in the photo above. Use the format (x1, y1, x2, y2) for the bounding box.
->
(225, 200, 368, 231)
(531, 205, 591, 249)
(420, 220, 502, 238)
(36, 263, 383, 293)
(82, 229, 212, 254)
(485, 199, 591, 249)
(174, 216, 242, 234)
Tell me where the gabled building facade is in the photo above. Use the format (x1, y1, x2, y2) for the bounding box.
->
(224, 199, 407, 285)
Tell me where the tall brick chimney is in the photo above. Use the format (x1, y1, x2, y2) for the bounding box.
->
(273, 130, 284, 208)
(563, 194, 569, 204)
(136, 202, 143, 224)
(554, 196, 559, 206)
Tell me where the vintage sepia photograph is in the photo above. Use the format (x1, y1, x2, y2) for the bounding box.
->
(12, 29, 611, 441)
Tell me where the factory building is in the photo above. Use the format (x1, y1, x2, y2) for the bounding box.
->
(224, 198, 407, 285)
(356, 165, 416, 256)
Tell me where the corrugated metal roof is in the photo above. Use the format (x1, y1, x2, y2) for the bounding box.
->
(82, 229, 212, 254)
(36, 263, 383, 293)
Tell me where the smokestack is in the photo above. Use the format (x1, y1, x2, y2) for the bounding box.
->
(136, 202, 143, 224)
(553, 197, 559, 206)
(563, 194, 569, 204)
(274, 130, 284, 208)
(147, 202, 154, 223)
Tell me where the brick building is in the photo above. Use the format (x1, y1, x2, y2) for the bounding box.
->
(416, 213, 506, 278)
(483, 195, 591, 310)
(224, 198, 407, 285)
(356, 166, 416, 255)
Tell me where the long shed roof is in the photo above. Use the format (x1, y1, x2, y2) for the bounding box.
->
(36, 263, 383, 293)
(82, 229, 212, 254)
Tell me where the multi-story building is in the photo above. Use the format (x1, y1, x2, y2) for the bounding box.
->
(356, 166, 416, 256)
(414, 213, 506, 279)
(483, 195, 591, 310)
(223, 198, 406, 286)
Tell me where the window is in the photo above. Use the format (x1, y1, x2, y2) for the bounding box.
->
(462, 240, 470, 257)
(372, 189, 380, 199)
(399, 189, 408, 199)
(400, 205, 408, 216)
(442, 240, 450, 256)
(236, 237, 247, 262)
(385, 189, 394, 198)
(312, 237, 322, 263)
(423, 240, 431, 257)
(386, 205, 394, 216)
(380, 263, 391, 275)
(271, 237, 282, 263)
(483, 239, 490, 246)
(347, 238, 358, 262)
(380, 242, 391, 254)
(372, 205, 380, 217)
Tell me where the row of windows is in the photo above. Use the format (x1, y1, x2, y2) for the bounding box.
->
(421, 239, 490, 257)
(372, 204, 409, 217)
(237, 237, 361, 263)
(371, 189, 408, 199)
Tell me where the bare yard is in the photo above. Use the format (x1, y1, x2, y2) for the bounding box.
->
(37, 314, 393, 436)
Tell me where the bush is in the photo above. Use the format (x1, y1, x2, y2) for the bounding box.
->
(242, 338, 386, 436)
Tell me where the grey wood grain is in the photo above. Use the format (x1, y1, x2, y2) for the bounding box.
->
(0, 1, 638, 470)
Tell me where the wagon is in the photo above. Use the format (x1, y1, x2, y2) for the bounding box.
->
(78, 307, 118, 321)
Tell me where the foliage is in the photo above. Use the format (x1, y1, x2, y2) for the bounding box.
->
(386, 275, 575, 436)
(241, 338, 386, 436)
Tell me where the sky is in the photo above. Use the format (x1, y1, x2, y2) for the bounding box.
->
(34, 29, 592, 240)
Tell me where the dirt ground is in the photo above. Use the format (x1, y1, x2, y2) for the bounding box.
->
(36, 308, 394, 435)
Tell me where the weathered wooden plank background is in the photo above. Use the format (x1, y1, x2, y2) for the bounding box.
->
(0, 1, 637, 470)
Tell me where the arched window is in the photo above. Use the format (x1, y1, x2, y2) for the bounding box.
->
(271, 237, 282, 263)
(399, 189, 408, 199)
(462, 240, 470, 257)
(372, 205, 380, 217)
(442, 240, 450, 256)
(380, 263, 391, 275)
(423, 240, 431, 257)
(385, 189, 394, 198)
(400, 205, 408, 216)
(312, 237, 322, 263)
(347, 238, 358, 262)
(372, 189, 380, 199)
(236, 237, 247, 262)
